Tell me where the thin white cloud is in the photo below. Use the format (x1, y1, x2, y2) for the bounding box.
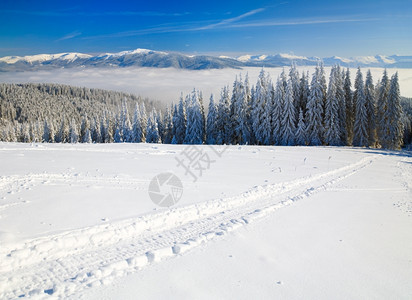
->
(56, 31, 82, 42)
(83, 13, 379, 40)
(226, 17, 380, 28)
(198, 8, 265, 30)
(2, 10, 190, 17)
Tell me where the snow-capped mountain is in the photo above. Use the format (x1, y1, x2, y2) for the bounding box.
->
(0, 48, 411, 71)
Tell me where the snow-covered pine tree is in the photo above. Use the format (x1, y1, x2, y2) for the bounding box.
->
(83, 128, 92, 143)
(319, 62, 327, 112)
(261, 80, 274, 145)
(42, 118, 54, 143)
(289, 62, 301, 116)
(162, 107, 174, 144)
(344, 68, 354, 145)
(216, 86, 231, 144)
(383, 73, 404, 149)
(252, 69, 269, 145)
(131, 104, 143, 143)
(139, 102, 148, 141)
(173, 95, 186, 144)
(92, 117, 102, 143)
(324, 66, 342, 146)
(281, 78, 297, 146)
(243, 73, 253, 145)
(377, 70, 390, 147)
(56, 118, 69, 143)
(231, 75, 242, 144)
(272, 77, 285, 145)
(146, 110, 161, 143)
(198, 91, 206, 143)
(184, 90, 204, 144)
(365, 70, 377, 147)
(69, 118, 78, 143)
(156, 110, 164, 143)
(299, 71, 310, 114)
(353, 68, 368, 147)
(206, 94, 218, 144)
(335, 66, 347, 144)
(295, 108, 307, 146)
(305, 66, 324, 145)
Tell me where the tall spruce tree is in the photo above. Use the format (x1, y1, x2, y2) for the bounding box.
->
(365, 70, 377, 147)
(306, 66, 324, 145)
(353, 68, 368, 147)
(383, 73, 404, 149)
(281, 78, 296, 146)
(324, 66, 342, 145)
(295, 108, 307, 146)
(344, 68, 354, 145)
(206, 94, 218, 145)
(377, 70, 390, 147)
(272, 77, 284, 145)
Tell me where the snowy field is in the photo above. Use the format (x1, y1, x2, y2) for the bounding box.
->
(0, 143, 411, 299)
(0, 67, 411, 104)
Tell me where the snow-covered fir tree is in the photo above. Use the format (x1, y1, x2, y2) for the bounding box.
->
(335, 66, 347, 143)
(289, 62, 301, 116)
(253, 69, 270, 145)
(281, 78, 297, 146)
(344, 68, 354, 145)
(305, 66, 324, 145)
(299, 71, 310, 114)
(295, 108, 307, 146)
(272, 77, 285, 145)
(184, 90, 204, 144)
(162, 107, 174, 144)
(217, 86, 232, 144)
(261, 80, 274, 145)
(69, 118, 78, 143)
(377, 69, 390, 147)
(146, 110, 161, 143)
(365, 70, 377, 147)
(206, 94, 218, 145)
(383, 73, 404, 149)
(132, 104, 144, 143)
(324, 66, 342, 146)
(173, 95, 186, 144)
(353, 68, 368, 147)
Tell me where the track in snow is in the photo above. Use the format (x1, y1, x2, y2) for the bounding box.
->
(0, 156, 375, 299)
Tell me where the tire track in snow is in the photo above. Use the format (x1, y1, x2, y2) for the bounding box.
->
(0, 156, 375, 299)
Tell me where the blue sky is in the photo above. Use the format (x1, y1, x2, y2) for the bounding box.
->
(0, 0, 411, 57)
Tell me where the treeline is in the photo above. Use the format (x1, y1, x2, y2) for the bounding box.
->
(0, 66, 410, 149)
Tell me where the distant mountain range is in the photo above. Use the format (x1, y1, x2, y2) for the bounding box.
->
(1, 48, 411, 71)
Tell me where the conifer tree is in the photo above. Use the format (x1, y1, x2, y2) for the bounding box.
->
(69, 118, 78, 143)
(324, 67, 342, 145)
(365, 70, 377, 147)
(281, 78, 296, 146)
(383, 73, 404, 149)
(173, 95, 186, 144)
(132, 104, 143, 143)
(272, 77, 285, 145)
(353, 68, 368, 147)
(377, 70, 390, 147)
(344, 68, 354, 145)
(206, 94, 218, 144)
(295, 108, 307, 146)
(306, 66, 324, 145)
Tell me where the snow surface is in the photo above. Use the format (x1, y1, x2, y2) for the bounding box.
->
(0, 143, 411, 299)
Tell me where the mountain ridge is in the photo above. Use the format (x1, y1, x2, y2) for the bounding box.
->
(1, 48, 411, 71)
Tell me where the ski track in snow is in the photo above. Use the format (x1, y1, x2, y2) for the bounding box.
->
(0, 156, 375, 299)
